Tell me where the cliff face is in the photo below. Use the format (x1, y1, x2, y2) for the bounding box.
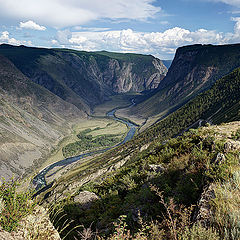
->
(0, 45, 167, 108)
(130, 43, 240, 118)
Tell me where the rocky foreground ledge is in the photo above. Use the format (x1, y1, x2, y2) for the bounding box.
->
(0, 205, 60, 240)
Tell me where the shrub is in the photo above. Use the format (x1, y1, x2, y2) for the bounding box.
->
(179, 224, 220, 240)
(231, 128, 240, 140)
(0, 178, 35, 232)
(211, 170, 240, 240)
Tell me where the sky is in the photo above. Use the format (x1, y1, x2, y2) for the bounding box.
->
(1, 0, 240, 59)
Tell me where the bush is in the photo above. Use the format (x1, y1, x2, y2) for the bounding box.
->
(0, 178, 35, 232)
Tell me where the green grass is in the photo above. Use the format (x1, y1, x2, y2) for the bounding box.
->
(62, 128, 122, 158)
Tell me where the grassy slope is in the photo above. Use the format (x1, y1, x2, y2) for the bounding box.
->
(136, 66, 240, 145)
(52, 122, 240, 240)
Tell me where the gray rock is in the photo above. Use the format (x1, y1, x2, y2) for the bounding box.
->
(214, 153, 226, 165)
(0, 204, 60, 240)
(74, 191, 99, 210)
(194, 184, 216, 227)
(0, 198, 4, 214)
(224, 141, 233, 153)
(149, 164, 165, 173)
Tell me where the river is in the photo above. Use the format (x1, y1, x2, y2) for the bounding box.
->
(33, 106, 138, 191)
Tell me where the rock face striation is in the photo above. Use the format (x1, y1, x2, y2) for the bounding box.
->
(0, 55, 84, 180)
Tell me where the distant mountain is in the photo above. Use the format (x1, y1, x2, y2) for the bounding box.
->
(162, 60, 172, 69)
(136, 65, 240, 144)
(0, 44, 167, 108)
(129, 43, 240, 119)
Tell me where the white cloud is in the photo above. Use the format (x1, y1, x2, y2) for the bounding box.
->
(54, 17, 240, 59)
(19, 20, 46, 31)
(0, 31, 32, 46)
(57, 29, 72, 44)
(51, 39, 58, 45)
(73, 26, 111, 32)
(0, 0, 161, 28)
(60, 26, 229, 58)
(160, 21, 169, 25)
(0, 31, 21, 45)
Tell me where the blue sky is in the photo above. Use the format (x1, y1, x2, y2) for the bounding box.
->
(0, 0, 240, 59)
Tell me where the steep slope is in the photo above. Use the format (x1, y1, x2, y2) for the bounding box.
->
(0, 55, 84, 180)
(136, 65, 240, 145)
(45, 120, 240, 239)
(47, 63, 240, 203)
(0, 44, 167, 108)
(130, 43, 240, 119)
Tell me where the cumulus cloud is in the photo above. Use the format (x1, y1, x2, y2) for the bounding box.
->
(0, 31, 32, 46)
(0, 0, 161, 28)
(51, 39, 58, 45)
(0, 31, 21, 45)
(19, 20, 46, 31)
(59, 26, 229, 58)
(53, 16, 240, 59)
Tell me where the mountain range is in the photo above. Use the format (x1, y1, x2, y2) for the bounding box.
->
(0, 44, 167, 179)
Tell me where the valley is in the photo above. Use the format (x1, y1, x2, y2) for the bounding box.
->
(0, 43, 240, 240)
(33, 97, 139, 191)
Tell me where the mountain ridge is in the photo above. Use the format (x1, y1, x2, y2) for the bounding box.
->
(0, 44, 168, 108)
(127, 43, 240, 121)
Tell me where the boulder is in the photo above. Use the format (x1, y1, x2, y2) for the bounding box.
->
(74, 191, 99, 210)
(214, 153, 226, 165)
(149, 164, 165, 173)
(224, 141, 233, 153)
(194, 184, 216, 227)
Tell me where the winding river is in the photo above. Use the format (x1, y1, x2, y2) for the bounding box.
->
(33, 106, 138, 191)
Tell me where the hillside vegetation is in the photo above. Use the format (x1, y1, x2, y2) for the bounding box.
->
(135, 66, 240, 145)
(1, 43, 240, 240)
(41, 65, 240, 239)
(50, 123, 240, 240)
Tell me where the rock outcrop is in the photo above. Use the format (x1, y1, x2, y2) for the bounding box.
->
(74, 191, 99, 210)
(0, 205, 60, 240)
(194, 184, 216, 228)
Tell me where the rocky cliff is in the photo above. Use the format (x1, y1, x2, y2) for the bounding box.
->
(129, 43, 240, 118)
(0, 44, 168, 180)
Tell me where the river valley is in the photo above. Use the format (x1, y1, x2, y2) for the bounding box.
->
(33, 102, 138, 191)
